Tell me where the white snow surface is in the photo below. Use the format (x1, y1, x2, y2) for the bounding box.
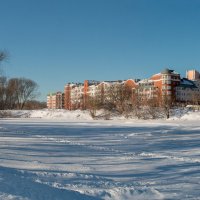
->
(9, 109, 93, 120)
(0, 109, 200, 199)
(6, 108, 200, 121)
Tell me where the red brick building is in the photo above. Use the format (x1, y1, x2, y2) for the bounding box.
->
(47, 92, 63, 109)
(48, 68, 200, 110)
(150, 68, 181, 99)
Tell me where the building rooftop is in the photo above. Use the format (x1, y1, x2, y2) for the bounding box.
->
(178, 78, 197, 89)
(161, 68, 179, 75)
(161, 68, 174, 74)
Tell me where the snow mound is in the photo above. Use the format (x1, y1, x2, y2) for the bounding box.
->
(10, 109, 93, 120)
(24, 109, 200, 121)
(104, 187, 164, 200)
(170, 108, 200, 121)
(180, 111, 200, 120)
(29, 109, 93, 120)
(2, 108, 200, 121)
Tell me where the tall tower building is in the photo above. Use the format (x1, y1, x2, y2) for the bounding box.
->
(186, 70, 200, 80)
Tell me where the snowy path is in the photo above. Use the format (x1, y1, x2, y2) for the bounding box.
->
(0, 119, 200, 199)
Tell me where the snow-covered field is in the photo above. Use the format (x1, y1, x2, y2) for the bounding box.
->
(0, 109, 200, 199)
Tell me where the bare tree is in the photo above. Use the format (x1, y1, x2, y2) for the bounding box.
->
(18, 78, 38, 109)
(6, 78, 19, 109)
(0, 51, 7, 62)
(191, 91, 200, 105)
(0, 51, 40, 111)
(87, 95, 102, 118)
(8, 78, 39, 109)
(106, 83, 132, 114)
(0, 76, 8, 110)
(131, 91, 150, 119)
(23, 100, 47, 110)
(161, 93, 174, 119)
(0, 51, 9, 111)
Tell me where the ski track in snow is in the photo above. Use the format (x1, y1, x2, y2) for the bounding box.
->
(0, 118, 200, 200)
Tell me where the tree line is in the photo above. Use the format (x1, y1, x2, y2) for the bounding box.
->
(0, 50, 45, 110)
(0, 76, 39, 109)
(85, 84, 176, 119)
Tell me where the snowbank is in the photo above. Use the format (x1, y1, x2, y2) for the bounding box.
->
(1, 108, 200, 121)
(170, 108, 200, 121)
(179, 110, 200, 120)
(5, 109, 93, 120)
(29, 109, 93, 120)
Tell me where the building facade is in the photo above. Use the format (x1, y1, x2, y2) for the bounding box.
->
(47, 68, 200, 109)
(150, 68, 181, 99)
(186, 70, 200, 81)
(175, 78, 199, 103)
(47, 92, 63, 109)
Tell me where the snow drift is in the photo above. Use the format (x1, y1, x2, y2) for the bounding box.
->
(3, 108, 200, 121)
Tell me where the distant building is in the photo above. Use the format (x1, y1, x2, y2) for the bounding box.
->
(47, 92, 63, 109)
(48, 68, 200, 109)
(186, 70, 200, 81)
(175, 78, 199, 103)
(63, 79, 137, 110)
(150, 68, 181, 99)
(137, 79, 159, 100)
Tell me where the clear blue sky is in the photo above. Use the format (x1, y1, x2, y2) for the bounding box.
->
(1, 0, 200, 101)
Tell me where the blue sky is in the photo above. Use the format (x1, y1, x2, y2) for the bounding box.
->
(1, 0, 200, 101)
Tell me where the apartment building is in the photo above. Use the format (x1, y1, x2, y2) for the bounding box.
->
(175, 78, 199, 103)
(47, 68, 200, 109)
(47, 92, 63, 109)
(137, 79, 159, 100)
(186, 70, 200, 81)
(133, 68, 181, 104)
(64, 83, 84, 110)
(150, 68, 181, 98)
(83, 80, 100, 106)
(174, 70, 200, 104)
(91, 79, 138, 104)
(64, 80, 124, 110)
